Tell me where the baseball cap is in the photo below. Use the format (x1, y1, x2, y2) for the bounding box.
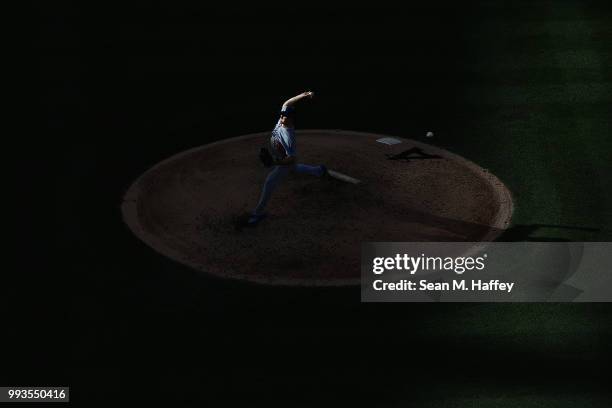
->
(280, 106, 295, 117)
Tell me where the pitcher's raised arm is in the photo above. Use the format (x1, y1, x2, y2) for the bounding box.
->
(282, 91, 314, 108)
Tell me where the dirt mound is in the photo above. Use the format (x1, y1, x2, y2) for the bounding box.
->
(122, 130, 513, 285)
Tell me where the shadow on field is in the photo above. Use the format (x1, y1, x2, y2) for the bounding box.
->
(386, 146, 443, 162)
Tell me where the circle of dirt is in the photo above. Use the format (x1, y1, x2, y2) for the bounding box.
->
(122, 130, 513, 286)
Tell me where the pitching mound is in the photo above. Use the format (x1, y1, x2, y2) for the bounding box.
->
(122, 130, 513, 285)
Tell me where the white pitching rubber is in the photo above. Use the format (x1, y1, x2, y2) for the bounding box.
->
(328, 170, 361, 184)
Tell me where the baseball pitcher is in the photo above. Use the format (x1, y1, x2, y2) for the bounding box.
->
(247, 91, 327, 226)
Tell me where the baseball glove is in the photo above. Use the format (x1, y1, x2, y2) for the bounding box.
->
(259, 147, 274, 168)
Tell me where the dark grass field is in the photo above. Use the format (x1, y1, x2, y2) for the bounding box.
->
(37, 1, 612, 406)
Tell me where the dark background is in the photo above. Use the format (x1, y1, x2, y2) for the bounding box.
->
(36, 1, 612, 406)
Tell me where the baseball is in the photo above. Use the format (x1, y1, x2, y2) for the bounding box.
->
(426, 131, 434, 138)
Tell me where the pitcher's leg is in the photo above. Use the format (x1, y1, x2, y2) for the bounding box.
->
(294, 163, 325, 177)
(253, 165, 290, 216)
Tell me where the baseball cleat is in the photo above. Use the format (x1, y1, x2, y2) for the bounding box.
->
(234, 213, 266, 231)
(320, 165, 329, 178)
(247, 213, 267, 226)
